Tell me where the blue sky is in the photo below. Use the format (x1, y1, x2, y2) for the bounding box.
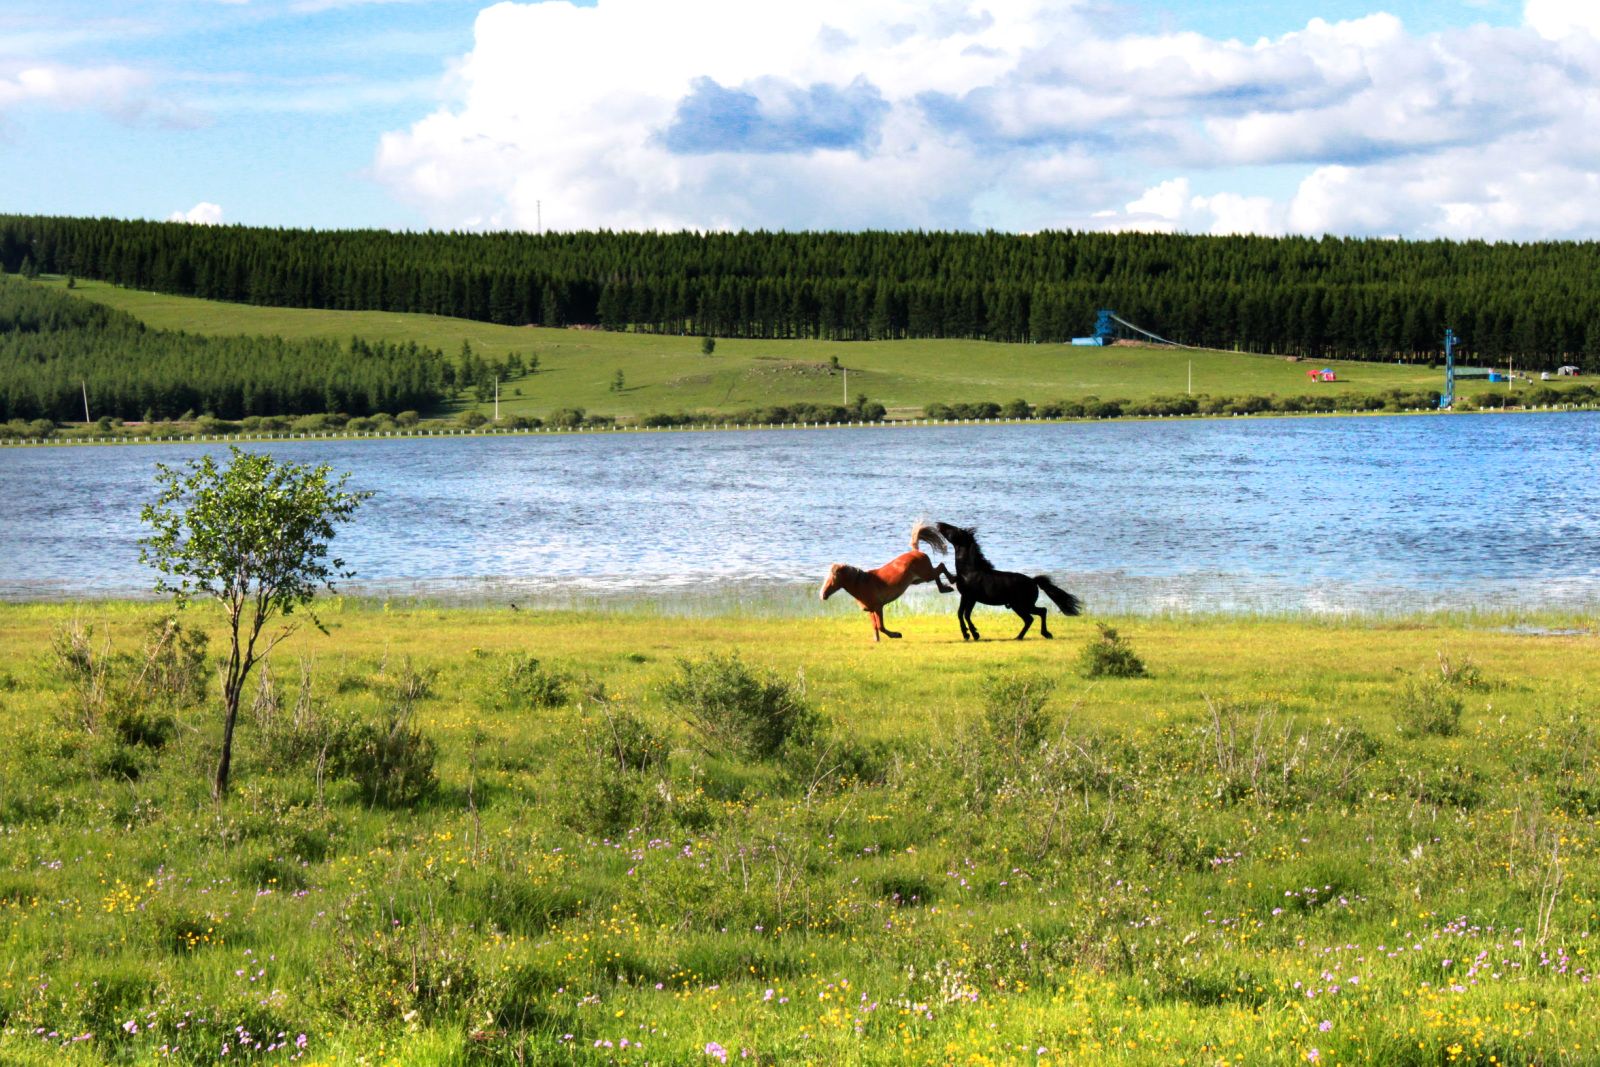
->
(3, 0, 1595, 238)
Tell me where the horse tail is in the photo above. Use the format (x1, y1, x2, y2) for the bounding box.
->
(1034, 575, 1082, 616)
(911, 520, 949, 555)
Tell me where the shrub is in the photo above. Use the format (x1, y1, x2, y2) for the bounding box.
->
(51, 616, 115, 733)
(135, 615, 210, 708)
(548, 407, 586, 428)
(1001, 398, 1033, 419)
(1396, 675, 1464, 737)
(554, 693, 681, 834)
(491, 653, 571, 711)
(661, 653, 820, 759)
(1435, 649, 1487, 690)
(253, 660, 336, 766)
(981, 671, 1057, 752)
(589, 704, 668, 774)
(330, 710, 439, 807)
(396, 410, 420, 427)
(1077, 623, 1147, 678)
(457, 410, 489, 428)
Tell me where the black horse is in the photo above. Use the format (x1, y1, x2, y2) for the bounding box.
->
(916, 522, 1082, 640)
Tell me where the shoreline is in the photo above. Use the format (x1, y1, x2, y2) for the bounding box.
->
(3, 595, 1596, 630)
(4, 400, 1597, 450)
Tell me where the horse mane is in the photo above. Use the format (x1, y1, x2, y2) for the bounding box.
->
(832, 563, 864, 582)
(936, 522, 995, 572)
(910, 520, 948, 555)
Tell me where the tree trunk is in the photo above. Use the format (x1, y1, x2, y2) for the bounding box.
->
(213, 639, 244, 801)
(212, 689, 240, 800)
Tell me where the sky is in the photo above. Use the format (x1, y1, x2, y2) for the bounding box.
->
(3, 0, 1599, 239)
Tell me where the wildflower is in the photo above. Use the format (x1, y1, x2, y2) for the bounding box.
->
(705, 1041, 729, 1063)
(123, 1021, 139, 1035)
(1307, 1050, 1320, 1062)
(1319, 1020, 1332, 1032)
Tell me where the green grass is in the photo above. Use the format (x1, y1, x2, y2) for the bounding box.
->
(44, 277, 1553, 422)
(3, 599, 1599, 1064)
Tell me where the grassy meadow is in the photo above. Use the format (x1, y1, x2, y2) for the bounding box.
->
(2, 599, 1598, 1064)
(42, 277, 1534, 423)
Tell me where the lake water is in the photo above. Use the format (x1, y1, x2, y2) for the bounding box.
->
(3, 413, 1599, 615)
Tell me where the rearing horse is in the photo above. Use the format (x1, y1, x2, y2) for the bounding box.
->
(925, 522, 1083, 640)
(821, 522, 957, 641)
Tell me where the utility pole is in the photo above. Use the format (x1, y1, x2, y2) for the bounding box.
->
(1187, 360, 1192, 396)
(81, 380, 90, 424)
(494, 376, 500, 421)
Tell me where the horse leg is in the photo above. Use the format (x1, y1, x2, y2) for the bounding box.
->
(1012, 605, 1033, 640)
(869, 609, 883, 642)
(966, 598, 982, 641)
(1036, 607, 1052, 639)
(958, 595, 975, 640)
(877, 605, 902, 639)
(934, 563, 957, 593)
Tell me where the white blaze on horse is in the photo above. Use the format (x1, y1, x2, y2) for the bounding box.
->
(820, 522, 957, 641)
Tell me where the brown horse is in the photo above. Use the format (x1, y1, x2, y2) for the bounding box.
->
(820, 522, 956, 641)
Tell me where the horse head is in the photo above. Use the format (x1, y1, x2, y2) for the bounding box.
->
(934, 523, 992, 573)
(820, 564, 844, 600)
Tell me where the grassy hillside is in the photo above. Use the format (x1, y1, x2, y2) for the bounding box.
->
(44, 278, 1511, 422)
(2, 601, 1598, 1064)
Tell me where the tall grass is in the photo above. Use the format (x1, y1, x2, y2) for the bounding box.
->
(1, 601, 1597, 1064)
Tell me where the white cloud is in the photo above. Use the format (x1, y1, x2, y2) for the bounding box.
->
(374, 0, 1600, 239)
(1524, 0, 1600, 39)
(168, 202, 224, 225)
(0, 61, 204, 127)
(0, 64, 146, 114)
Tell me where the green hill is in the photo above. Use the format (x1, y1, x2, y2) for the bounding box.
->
(46, 277, 1494, 422)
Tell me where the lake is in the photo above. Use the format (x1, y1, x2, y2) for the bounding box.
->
(3, 412, 1599, 614)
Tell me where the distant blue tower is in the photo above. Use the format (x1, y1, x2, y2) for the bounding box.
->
(1071, 309, 1117, 346)
(1439, 328, 1458, 409)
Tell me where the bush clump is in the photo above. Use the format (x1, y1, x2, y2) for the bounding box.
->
(1077, 623, 1147, 678)
(661, 653, 820, 760)
(981, 671, 1058, 752)
(491, 653, 572, 711)
(331, 710, 439, 807)
(566, 703, 672, 834)
(1396, 676, 1464, 738)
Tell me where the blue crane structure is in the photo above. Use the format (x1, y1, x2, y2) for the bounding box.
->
(1071, 310, 1193, 348)
(1071, 309, 1118, 346)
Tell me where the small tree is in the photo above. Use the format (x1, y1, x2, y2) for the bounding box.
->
(700, 336, 716, 356)
(611, 369, 626, 392)
(140, 447, 369, 800)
